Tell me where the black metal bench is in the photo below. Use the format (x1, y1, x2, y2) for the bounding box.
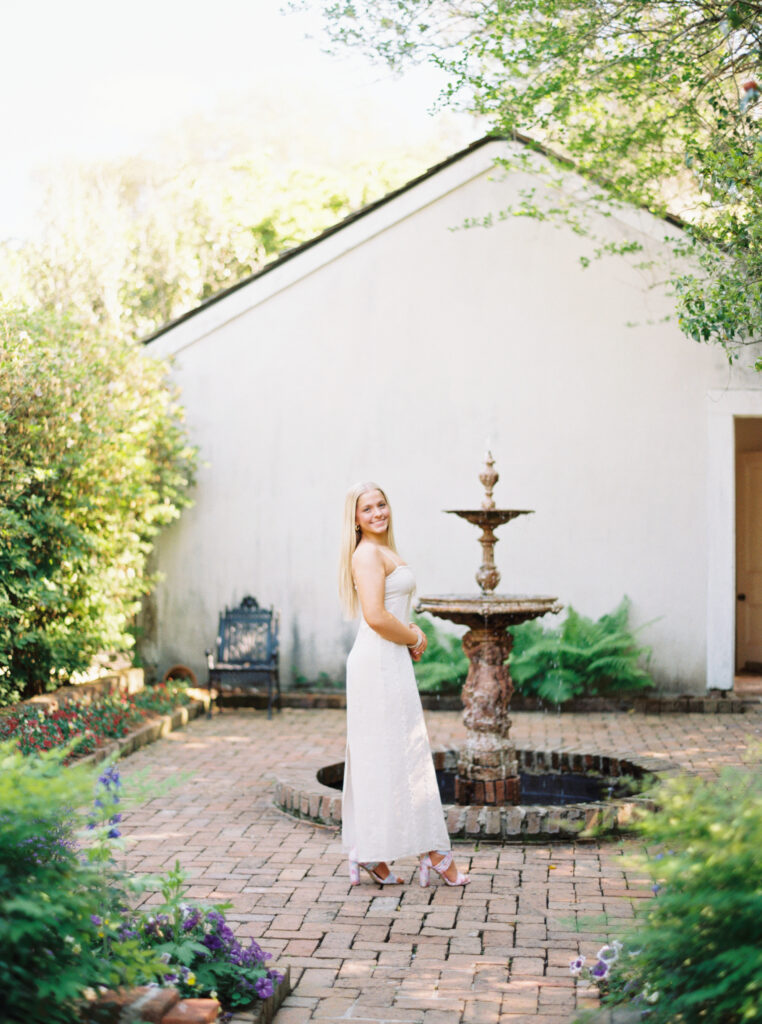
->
(205, 596, 281, 719)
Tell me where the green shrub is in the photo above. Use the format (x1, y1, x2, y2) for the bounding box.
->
(0, 306, 196, 704)
(0, 744, 164, 1023)
(292, 671, 343, 690)
(509, 598, 653, 703)
(574, 766, 762, 1023)
(413, 615, 468, 694)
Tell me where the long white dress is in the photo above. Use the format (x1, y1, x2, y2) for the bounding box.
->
(342, 564, 450, 863)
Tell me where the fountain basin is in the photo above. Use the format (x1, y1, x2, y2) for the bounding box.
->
(272, 747, 677, 842)
(446, 509, 532, 527)
(417, 593, 563, 627)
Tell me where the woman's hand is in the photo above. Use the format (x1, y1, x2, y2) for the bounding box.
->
(408, 623, 427, 662)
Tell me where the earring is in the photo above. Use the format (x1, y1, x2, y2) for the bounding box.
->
(355, 524, 360, 533)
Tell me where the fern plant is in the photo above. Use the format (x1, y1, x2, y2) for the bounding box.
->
(412, 615, 468, 694)
(509, 598, 653, 704)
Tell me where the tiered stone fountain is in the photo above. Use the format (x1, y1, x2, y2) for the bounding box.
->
(417, 453, 562, 805)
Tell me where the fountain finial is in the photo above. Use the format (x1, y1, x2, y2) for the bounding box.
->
(479, 451, 498, 511)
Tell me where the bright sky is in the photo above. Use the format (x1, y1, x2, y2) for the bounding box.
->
(1, 0, 477, 241)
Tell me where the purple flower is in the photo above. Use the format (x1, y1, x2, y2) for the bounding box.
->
(182, 910, 201, 931)
(651, 883, 661, 895)
(90, 915, 102, 926)
(98, 766, 122, 789)
(569, 955, 586, 976)
(590, 960, 610, 980)
(267, 969, 284, 984)
(255, 976, 274, 1000)
(107, 827, 121, 839)
(203, 933, 224, 952)
(249, 939, 270, 962)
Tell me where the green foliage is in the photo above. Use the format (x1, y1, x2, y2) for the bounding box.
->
(0, 306, 196, 703)
(588, 766, 762, 1023)
(509, 599, 653, 703)
(305, 0, 762, 366)
(0, 744, 164, 1024)
(413, 614, 468, 693)
(292, 671, 344, 690)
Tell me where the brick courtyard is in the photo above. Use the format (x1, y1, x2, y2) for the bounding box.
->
(119, 706, 762, 1024)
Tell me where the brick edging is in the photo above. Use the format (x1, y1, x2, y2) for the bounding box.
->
(273, 746, 675, 842)
(79, 965, 290, 1024)
(218, 689, 758, 714)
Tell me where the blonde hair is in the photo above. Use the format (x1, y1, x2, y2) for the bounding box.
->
(338, 481, 398, 618)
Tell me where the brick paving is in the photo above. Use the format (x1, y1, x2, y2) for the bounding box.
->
(119, 707, 762, 1024)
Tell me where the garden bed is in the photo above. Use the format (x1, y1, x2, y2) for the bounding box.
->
(0, 679, 208, 761)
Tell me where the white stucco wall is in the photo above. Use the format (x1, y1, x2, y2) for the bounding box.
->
(144, 140, 762, 693)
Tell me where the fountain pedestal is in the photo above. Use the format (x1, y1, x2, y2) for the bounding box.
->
(458, 624, 517, 803)
(416, 454, 561, 806)
(416, 594, 561, 804)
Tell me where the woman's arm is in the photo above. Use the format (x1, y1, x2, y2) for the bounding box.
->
(352, 547, 423, 648)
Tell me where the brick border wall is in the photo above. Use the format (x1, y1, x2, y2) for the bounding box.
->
(273, 746, 677, 842)
(220, 689, 756, 714)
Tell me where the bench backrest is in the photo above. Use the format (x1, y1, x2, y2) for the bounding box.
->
(216, 599, 278, 666)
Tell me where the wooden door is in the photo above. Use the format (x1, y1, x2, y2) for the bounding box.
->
(737, 452, 762, 669)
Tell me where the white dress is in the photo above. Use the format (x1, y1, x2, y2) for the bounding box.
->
(342, 564, 450, 863)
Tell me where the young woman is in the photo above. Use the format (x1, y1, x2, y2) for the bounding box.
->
(338, 481, 469, 888)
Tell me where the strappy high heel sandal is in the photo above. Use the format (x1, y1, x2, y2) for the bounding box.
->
(419, 850, 469, 888)
(348, 849, 403, 887)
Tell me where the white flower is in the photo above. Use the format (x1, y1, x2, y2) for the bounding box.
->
(596, 941, 622, 965)
(82, 988, 97, 1002)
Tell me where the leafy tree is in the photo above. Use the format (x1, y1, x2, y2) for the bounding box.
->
(0, 152, 450, 342)
(0, 306, 196, 703)
(299, 0, 762, 366)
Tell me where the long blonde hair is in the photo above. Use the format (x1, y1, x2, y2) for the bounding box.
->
(338, 481, 399, 618)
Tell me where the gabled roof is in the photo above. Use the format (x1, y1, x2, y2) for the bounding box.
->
(143, 132, 685, 347)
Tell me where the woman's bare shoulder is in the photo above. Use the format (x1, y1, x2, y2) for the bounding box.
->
(351, 543, 384, 574)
